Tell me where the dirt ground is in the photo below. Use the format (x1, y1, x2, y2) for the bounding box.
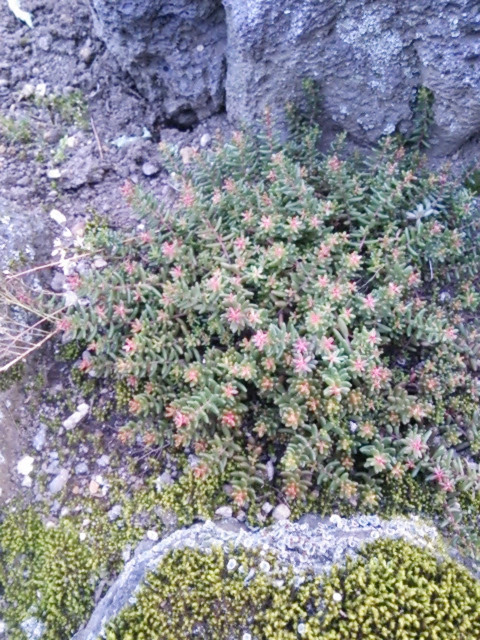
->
(0, 0, 229, 502)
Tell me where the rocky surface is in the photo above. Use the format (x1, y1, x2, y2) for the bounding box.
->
(72, 514, 439, 640)
(88, 0, 227, 127)
(225, 0, 480, 154)
(87, 0, 480, 156)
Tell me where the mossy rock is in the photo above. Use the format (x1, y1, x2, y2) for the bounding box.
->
(104, 539, 480, 640)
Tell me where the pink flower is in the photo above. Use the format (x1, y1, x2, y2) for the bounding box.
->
(174, 411, 190, 428)
(171, 265, 183, 279)
(260, 215, 273, 231)
(318, 244, 331, 260)
(327, 155, 342, 171)
(113, 301, 127, 319)
(317, 275, 329, 288)
(444, 327, 458, 341)
(223, 383, 238, 398)
(208, 272, 222, 292)
(294, 337, 310, 354)
(293, 353, 315, 374)
(139, 231, 152, 244)
(234, 237, 247, 251)
(252, 330, 269, 351)
(367, 329, 378, 345)
(162, 241, 177, 259)
(308, 311, 323, 328)
(347, 252, 361, 268)
(373, 454, 387, 470)
(352, 357, 367, 373)
(330, 283, 343, 300)
(181, 184, 196, 207)
(387, 282, 402, 297)
(221, 411, 238, 428)
(321, 336, 335, 352)
(363, 294, 376, 311)
(226, 307, 243, 324)
(123, 337, 137, 354)
(405, 434, 427, 459)
(242, 209, 253, 223)
(408, 272, 421, 287)
(289, 217, 301, 232)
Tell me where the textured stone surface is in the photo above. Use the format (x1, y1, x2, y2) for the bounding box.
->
(88, 0, 480, 154)
(88, 0, 226, 127)
(73, 515, 440, 640)
(224, 0, 480, 154)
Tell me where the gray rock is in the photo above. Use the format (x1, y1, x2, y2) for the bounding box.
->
(72, 516, 442, 640)
(108, 504, 123, 522)
(79, 41, 95, 64)
(272, 503, 291, 521)
(96, 455, 110, 468)
(37, 35, 52, 52)
(215, 505, 233, 519)
(32, 423, 47, 451)
(223, 0, 480, 154)
(141, 161, 160, 177)
(88, 0, 480, 154)
(50, 271, 65, 293)
(75, 462, 89, 475)
(20, 617, 45, 640)
(88, 0, 227, 125)
(60, 148, 108, 190)
(48, 468, 69, 494)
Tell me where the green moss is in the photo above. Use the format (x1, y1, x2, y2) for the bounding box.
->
(0, 362, 25, 391)
(105, 539, 480, 640)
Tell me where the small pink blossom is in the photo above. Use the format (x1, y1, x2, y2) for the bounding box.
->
(221, 410, 238, 428)
(223, 383, 238, 398)
(226, 307, 243, 324)
(363, 294, 376, 311)
(444, 327, 458, 341)
(171, 265, 183, 279)
(318, 244, 331, 260)
(347, 252, 361, 268)
(234, 236, 247, 251)
(352, 357, 367, 373)
(162, 241, 177, 259)
(373, 454, 387, 470)
(174, 411, 190, 428)
(308, 311, 323, 328)
(321, 336, 335, 352)
(293, 353, 315, 374)
(317, 275, 329, 288)
(289, 217, 301, 232)
(123, 337, 137, 354)
(294, 337, 310, 354)
(260, 215, 273, 231)
(252, 330, 269, 351)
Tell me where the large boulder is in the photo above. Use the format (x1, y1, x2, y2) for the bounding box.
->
(88, 0, 480, 154)
(88, 0, 226, 128)
(223, 0, 480, 154)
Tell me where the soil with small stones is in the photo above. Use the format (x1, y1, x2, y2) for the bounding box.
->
(0, 0, 230, 503)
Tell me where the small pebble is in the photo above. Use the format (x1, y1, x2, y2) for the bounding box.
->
(17, 455, 34, 476)
(200, 133, 211, 147)
(142, 161, 160, 177)
(146, 530, 159, 541)
(272, 503, 291, 521)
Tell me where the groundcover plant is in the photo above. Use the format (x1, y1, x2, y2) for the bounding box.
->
(2, 90, 480, 640)
(63, 105, 480, 546)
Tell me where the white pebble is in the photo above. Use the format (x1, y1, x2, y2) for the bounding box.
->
(17, 455, 34, 476)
